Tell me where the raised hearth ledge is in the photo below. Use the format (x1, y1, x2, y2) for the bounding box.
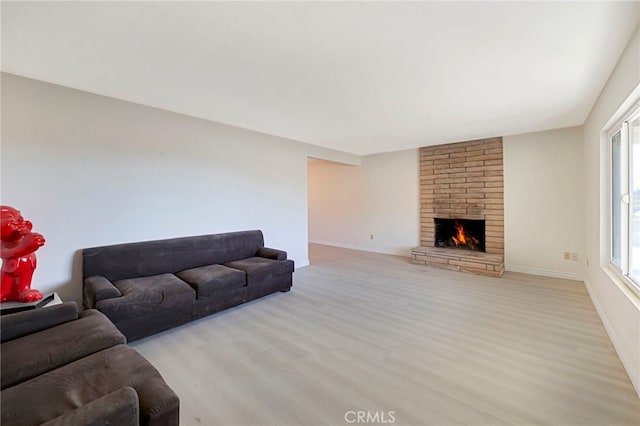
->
(411, 246, 504, 278)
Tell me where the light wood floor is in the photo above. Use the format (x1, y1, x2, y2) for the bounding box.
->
(131, 244, 640, 426)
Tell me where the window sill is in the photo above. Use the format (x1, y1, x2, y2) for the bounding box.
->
(602, 264, 640, 308)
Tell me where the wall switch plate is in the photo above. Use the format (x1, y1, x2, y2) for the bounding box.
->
(370, 234, 374, 240)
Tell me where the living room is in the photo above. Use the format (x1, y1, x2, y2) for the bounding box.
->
(2, 1, 640, 425)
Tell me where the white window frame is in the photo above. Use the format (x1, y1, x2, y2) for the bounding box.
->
(607, 97, 640, 298)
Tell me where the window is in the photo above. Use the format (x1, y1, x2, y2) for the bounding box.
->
(610, 106, 640, 293)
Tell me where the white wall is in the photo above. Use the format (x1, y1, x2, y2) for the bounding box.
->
(503, 127, 584, 280)
(308, 149, 419, 256)
(582, 26, 640, 396)
(1, 73, 359, 304)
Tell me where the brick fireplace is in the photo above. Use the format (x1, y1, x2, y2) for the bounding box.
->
(411, 137, 504, 277)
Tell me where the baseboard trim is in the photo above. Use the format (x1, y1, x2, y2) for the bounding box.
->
(295, 258, 310, 269)
(505, 265, 583, 281)
(583, 275, 640, 398)
(308, 240, 407, 257)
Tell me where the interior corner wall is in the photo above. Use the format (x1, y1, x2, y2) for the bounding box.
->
(0, 73, 359, 305)
(503, 126, 585, 279)
(582, 26, 640, 396)
(308, 149, 420, 256)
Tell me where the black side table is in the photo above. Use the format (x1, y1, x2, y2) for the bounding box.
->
(0, 293, 61, 316)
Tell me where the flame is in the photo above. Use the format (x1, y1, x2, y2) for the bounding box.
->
(451, 221, 479, 247)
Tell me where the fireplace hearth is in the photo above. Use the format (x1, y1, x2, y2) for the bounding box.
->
(434, 218, 485, 252)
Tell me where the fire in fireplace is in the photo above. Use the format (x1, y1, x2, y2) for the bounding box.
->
(434, 218, 485, 252)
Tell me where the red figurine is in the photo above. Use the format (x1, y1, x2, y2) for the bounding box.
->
(1, 206, 45, 302)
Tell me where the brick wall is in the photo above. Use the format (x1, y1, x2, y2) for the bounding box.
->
(420, 137, 504, 255)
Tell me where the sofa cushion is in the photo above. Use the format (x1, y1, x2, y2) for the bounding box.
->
(41, 386, 140, 426)
(1, 309, 126, 389)
(176, 264, 246, 298)
(1, 344, 179, 426)
(224, 257, 295, 286)
(98, 274, 195, 321)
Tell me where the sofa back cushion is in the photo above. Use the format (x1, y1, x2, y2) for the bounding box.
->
(0, 302, 79, 343)
(83, 230, 264, 281)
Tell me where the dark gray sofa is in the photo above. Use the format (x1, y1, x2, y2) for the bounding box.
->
(83, 230, 294, 341)
(0, 302, 179, 425)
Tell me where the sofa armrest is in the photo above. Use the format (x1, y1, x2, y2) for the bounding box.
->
(257, 247, 287, 261)
(0, 301, 79, 343)
(41, 386, 140, 426)
(84, 275, 121, 309)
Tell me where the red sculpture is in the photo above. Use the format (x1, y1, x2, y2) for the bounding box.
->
(1, 206, 45, 302)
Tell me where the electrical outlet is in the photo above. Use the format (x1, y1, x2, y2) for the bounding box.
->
(563, 252, 570, 260)
(571, 252, 578, 261)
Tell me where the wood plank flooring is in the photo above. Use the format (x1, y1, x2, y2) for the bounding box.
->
(131, 244, 640, 426)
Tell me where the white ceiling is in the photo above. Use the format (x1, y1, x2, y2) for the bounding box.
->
(2, 2, 639, 155)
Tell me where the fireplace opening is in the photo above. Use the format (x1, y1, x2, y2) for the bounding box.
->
(434, 218, 485, 252)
